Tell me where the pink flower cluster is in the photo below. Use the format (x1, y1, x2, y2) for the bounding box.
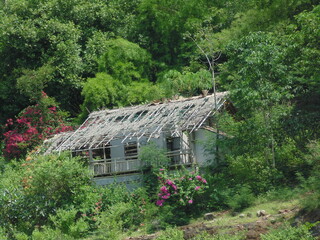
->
(155, 168, 208, 207)
(195, 175, 207, 184)
(3, 95, 73, 159)
(156, 180, 178, 206)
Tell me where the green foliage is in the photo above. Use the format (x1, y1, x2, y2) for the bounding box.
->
(156, 227, 184, 240)
(139, 143, 170, 198)
(98, 38, 152, 84)
(0, 227, 7, 240)
(96, 202, 138, 237)
(283, 5, 320, 96)
(216, 108, 297, 192)
(212, 0, 317, 49)
(198, 173, 231, 211)
(80, 73, 125, 113)
(16, 64, 55, 102)
(139, 143, 170, 169)
(227, 154, 278, 193)
(255, 187, 299, 204)
(127, 81, 163, 105)
(83, 31, 113, 76)
(298, 141, 320, 211)
(0, 0, 320, 238)
(216, 32, 306, 188)
(0, 153, 91, 237)
(142, 204, 173, 233)
(79, 38, 165, 120)
(261, 223, 316, 240)
(90, 187, 150, 239)
(136, 0, 213, 65)
(0, 7, 84, 114)
(0, 155, 5, 173)
(32, 227, 74, 240)
(0, 162, 24, 238)
(79, 73, 163, 121)
(0, 0, 141, 121)
(49, 208, 89, 238)
(159, 69, 212, 97)
(192, 231, 245, 240)
(221, 31, 292, 116)
(21, 154, 90, 204)
(226, 185, 255, 212)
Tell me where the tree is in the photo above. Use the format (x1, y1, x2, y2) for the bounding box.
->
(79, 38, 162, 120)
(0, 0, 141, 123)
(135, 0, 214, 66)
(158, 69, 212, 97)
(220, 32, 293, 170)
(98, 38, 153, 84)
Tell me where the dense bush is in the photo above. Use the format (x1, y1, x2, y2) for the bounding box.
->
(196, 173, 231, 211)
(0, 153, 90, 237)
(261, 223, 316, 240)
(298, 141, 320, 211)
(156, 227, 184, 240)
(226, 185, 255, 212)
(32, 208, 90, 239)
(139, 144, 170, 197)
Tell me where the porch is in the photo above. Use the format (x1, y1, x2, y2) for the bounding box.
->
(90, 149, 194, 177)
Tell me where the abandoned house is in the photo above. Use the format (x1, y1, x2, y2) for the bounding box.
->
(44, 91, 229, 185)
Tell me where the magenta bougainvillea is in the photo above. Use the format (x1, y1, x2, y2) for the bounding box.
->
(155, 168, 208, 207)
(3, 92, 72, 159)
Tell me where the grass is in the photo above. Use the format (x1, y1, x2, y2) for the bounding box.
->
(123, 192, 304, 240)
(190, 195, 303, 239)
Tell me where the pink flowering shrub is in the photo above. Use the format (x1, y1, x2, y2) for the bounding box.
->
(2, 92, 72, 159)
(155, 168, 208, 207)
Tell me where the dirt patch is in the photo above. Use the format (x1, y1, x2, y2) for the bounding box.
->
(124, 233, 158, 240)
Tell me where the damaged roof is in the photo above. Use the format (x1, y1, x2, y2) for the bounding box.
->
(46, 91, 228, 153)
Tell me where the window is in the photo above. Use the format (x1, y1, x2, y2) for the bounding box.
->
(166, 137, 181, 164)
(92, 145, 111, 160)
(92, 148, 104, 159)
(72, 149, 89, 159)
(124, 142, 138, 160)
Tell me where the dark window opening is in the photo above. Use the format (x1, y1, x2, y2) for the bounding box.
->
(92, 145, 111, 160)
(125, 142, 138, 160)
(72, 150, 89, 159)
(166, 137, 181, 164)
(92, 148, 104, 159)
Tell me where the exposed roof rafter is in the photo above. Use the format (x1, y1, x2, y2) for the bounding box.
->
(45, 92, 228, 153)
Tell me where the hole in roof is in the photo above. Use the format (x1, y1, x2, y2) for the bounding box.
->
(115, 115, 129, 122)
(131, 110, 148, 122)
(179, 104, 195, 116)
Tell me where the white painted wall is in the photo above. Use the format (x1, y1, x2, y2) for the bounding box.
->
(110, 139, 125, 159)
(191, 129, 216, 167)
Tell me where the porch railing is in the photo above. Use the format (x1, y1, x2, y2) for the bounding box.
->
(90, 149, 193, 177)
